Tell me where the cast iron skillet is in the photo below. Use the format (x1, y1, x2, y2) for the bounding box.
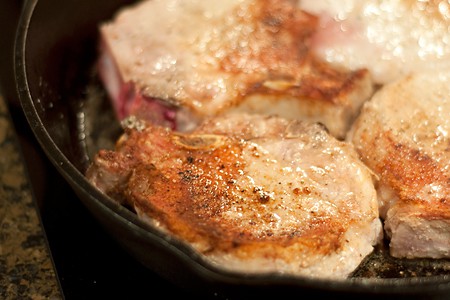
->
(14, 0, 450, 298)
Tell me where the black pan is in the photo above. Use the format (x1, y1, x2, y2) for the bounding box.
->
(14, 0, 450, 299)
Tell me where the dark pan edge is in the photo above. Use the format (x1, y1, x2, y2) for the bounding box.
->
(14, 0, 450, 298)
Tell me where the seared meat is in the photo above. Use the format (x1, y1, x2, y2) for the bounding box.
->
(98, 0, 374, 138)
(348, 71, 450, 259)
(300, 0, 450, 85)
(86, 113, 382, 279)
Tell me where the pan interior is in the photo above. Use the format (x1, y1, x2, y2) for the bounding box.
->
(17, 0, 450, 295)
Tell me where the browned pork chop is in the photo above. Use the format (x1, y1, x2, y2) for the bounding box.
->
(86, 113, 382, 279)
(98, 0, 373, 138)
(348, 71, 450, 259)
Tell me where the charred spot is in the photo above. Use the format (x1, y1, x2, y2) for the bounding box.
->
(293, 186, 311, 195)
(178, 170, 199, 182)
(259, 193, 271, 203)
(186, 156, 194, 164)
(394, 143, 403, 150)
(253, 186, 271, 203)
(288, 230, 301, 239)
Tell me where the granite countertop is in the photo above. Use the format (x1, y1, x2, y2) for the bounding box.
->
(0, 95, 62, 300)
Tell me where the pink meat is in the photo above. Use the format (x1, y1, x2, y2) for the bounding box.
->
(98, 38, 179, 130)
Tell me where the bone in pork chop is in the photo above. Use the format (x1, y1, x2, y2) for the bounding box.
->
(86, 113, 382, 279)
(348, 71, 450, 259)
(98, 0, 374, 139)
(299, 0, 450, 85)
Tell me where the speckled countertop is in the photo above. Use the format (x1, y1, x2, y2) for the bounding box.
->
(0, 95, 62, 300)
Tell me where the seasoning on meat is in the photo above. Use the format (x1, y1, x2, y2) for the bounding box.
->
(348, 70, 450, 259)
(86, 113, 382, 279)
(98, 0, 374, 138)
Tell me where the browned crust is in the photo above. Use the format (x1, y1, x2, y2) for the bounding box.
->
(92, 123, 349, 258)
(357, 126, 450, 221)
(197, 0, 371, 108)
(219, 0, 317, 76)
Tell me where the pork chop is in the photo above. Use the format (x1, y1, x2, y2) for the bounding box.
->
(86, 113, 382, 279)
(299, 0, 450, 85)
(348, 71, 450, 259)
(98, 0, 374, 138)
